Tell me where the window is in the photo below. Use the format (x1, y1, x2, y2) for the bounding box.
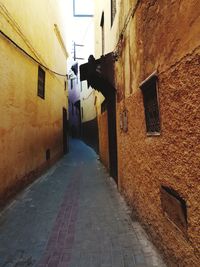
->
(94, 96, 97, 106)
(111, 0, 116, 26)
(100, 12, 105, 55)
(73, 0, 93, 17)
(140, 74, 160, 135)
(160, 186, 187, 234)
(71, 79, 73, 90)
(37, 66, 45, 99)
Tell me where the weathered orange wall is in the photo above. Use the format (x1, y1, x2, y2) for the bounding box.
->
(115, 0, 200, 266)
(98, 111, 109, 171)
(0, 0, 68, 206)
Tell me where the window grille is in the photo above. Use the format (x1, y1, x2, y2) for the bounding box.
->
(37, 66, 45, 99)
(140, 74, 160, 135)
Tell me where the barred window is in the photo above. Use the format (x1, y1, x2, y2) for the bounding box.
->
(37, 66, 45, 99)
(140, 74, 160, 135)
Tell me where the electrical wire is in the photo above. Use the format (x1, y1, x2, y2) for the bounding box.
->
(114, 0, 141, 55)
(0, 29, 67, 77)
(82, 89, 94, 100)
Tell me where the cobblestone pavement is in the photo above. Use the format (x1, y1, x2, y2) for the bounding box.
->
(0, 140, 167, 267)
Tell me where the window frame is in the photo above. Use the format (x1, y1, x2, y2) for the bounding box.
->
(37, 66, 45, 99)
(140, 72, 161, 136)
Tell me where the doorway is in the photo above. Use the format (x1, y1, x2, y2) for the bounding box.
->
(107, 91, 118, 183)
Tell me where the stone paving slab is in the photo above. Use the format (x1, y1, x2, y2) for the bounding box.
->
(0, 140, 167, 267)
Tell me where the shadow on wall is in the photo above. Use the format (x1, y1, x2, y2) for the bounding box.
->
(81, 118, 99, 154)
(70, 125, 80, 138)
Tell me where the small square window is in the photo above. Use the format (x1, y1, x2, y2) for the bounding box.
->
(37, 66, 45, 99)
(140, 74, 160, 135)
(160, 186, 187, 234)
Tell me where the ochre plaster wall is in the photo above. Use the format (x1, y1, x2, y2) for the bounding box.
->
(115, 1, 200, 266)
(0, 0, 68, 205)
(98, 111, 109, 171)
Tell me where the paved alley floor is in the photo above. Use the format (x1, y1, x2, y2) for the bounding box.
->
(0, 140, 166, 267)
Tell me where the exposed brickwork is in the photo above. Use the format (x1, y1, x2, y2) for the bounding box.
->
(0, 140, 166, 267)
(38, 171, 80, 267)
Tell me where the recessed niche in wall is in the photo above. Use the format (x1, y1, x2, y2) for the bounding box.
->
(160, 186, 187, 234)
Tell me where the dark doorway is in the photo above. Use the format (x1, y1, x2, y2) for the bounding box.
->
(79, 52, 118, 182)
(63, 108, 69, 154)
(107, 91, 118, 183)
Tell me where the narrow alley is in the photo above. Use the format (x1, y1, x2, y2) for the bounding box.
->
(0, 140, 166, 267)
(1, 0, 200, 266)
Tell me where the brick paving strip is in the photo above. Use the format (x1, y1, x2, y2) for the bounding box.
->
(38, 172, 80, 267)
(0, 140, 167, 267)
